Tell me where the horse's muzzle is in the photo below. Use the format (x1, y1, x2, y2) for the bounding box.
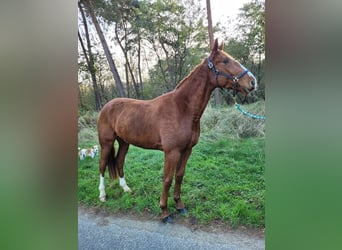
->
(248, 72, 257, 91)
(251, 79, 256, 89)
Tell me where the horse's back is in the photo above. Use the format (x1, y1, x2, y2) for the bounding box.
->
(99, 98, 146, 123)
(99, 93, 174, 125)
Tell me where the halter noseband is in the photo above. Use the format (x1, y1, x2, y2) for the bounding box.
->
(207, 57, 249, 97)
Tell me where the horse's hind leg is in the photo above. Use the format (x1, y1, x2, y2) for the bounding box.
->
(116, 138, 131, 192)
(98, 135, 115, 202)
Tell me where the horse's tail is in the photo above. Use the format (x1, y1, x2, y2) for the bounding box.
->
(107, 146, 118, 180)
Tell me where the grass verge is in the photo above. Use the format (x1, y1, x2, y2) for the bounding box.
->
(78, 136, 264, 227)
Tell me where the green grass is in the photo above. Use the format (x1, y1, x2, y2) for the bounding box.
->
(78, 136, 264, 227)
(78, 103, 265, 227)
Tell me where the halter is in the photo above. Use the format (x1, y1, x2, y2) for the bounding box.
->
(207, 57, 249, 97)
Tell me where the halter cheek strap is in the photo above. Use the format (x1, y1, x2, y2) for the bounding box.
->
(207, 57, 221, 89)
(207, 57, 249, 97)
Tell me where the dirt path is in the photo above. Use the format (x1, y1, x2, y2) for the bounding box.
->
(78, 205, 264, 250)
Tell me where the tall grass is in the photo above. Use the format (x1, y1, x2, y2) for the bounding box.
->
(78, 101, 265, 227)
(201, 101, 265, 139)
(78, 111, 98, 145)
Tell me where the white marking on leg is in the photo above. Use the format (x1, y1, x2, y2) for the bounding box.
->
(119, 177, 131, 192)
(99, 175, 106, 202)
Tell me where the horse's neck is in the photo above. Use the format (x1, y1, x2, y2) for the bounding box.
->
(174, 62, 215, 122)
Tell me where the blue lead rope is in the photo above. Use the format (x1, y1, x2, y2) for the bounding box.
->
(235, 104, 266, 120)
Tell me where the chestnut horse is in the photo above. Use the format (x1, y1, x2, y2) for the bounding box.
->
(97, 39, 257, 222)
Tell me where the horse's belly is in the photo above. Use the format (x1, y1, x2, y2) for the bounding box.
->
(128, 135, 162, 150)
(116, 125, 162, 150)
(132, 140, 163, 150)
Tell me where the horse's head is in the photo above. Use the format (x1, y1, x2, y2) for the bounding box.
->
(207, 38, 257, 96)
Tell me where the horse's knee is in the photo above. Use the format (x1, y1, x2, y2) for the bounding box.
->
(162, 177, 173, 189)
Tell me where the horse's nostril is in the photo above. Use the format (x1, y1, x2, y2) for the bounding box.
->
(251, 80, 255, 87)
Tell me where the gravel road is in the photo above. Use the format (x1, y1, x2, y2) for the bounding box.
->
(78, 206, 264, 250)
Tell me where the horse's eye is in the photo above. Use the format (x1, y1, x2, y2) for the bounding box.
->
(223, 58, 229, 64)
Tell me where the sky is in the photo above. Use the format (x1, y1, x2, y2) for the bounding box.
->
(205, 0, 252, 35)
(200, 0, 252, 39)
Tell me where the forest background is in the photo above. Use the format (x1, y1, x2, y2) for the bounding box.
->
(78, 0, 265, 112)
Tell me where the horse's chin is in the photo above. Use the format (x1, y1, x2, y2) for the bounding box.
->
(241, 86, 254, 96)
(225, 86, 253, 96)
(235, 88, 248, 97)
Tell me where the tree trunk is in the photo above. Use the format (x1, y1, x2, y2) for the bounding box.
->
(125, 62, 130, 97)
(151, 39, 168, 91)
(137, 35, 144, 98)
(78, 4, 102, 111)
(82, 0, 126, 98)
(114, 22, 140, 98)
(160, 41, 175, 90)
(206, 0, 221, 106)
(206, 0, 214, 47)
(78, 82, 84, 109)
(258, 51, 261, 86)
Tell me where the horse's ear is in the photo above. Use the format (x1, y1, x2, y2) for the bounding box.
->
(210, 38, 219, 57)
(211, 38, 218, 51)
(219, 41, 224, 50)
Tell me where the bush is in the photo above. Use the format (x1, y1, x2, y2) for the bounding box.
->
(78, 111, 98, 131)
(201, 101, 265, 139)
(78, 127, 98, 145)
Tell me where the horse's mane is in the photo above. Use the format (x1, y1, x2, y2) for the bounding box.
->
(175, 60, 205, 89)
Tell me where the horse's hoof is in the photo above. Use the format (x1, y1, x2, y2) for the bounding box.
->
(162, 215, 173, 223)
(99, 196, 106, 202)
(177, 207, 187, 215)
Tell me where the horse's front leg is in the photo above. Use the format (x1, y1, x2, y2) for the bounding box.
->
(174, 148, 192, 214)
(160, 150, 181, 222)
